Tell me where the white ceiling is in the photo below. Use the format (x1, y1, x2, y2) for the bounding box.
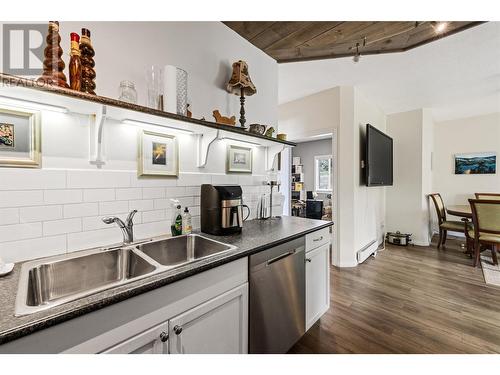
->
(278, 22, 500, 122)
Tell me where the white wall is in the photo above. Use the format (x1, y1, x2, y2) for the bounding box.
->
(386, 109, 433, 245)
(433, 112, 500, 205)
(278, 88, 339, 141)
(0, 22, 281, 263)
(278, 87, 387, 267)
(353, 89, 387, 252)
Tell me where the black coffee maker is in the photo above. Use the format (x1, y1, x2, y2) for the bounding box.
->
(200, 185, 250, 235)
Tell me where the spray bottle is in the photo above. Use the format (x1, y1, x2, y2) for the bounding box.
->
(170, 199, 183, 236)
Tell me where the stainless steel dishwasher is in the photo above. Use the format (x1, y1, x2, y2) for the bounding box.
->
(249, 237, 305, 354)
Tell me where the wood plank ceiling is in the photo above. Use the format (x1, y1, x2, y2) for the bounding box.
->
(222, 21, 484, 63)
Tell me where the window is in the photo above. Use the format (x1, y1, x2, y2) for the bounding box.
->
(314, 155, 332, 193)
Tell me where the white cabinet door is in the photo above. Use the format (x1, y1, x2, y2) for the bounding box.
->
(101, 322, 169, 354)
(305, 243, 330, 331)
(169, 283, 248, 354)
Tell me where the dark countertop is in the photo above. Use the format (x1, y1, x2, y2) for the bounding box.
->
(0, 216, 332, 345)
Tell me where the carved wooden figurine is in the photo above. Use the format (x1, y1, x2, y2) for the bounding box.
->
(212, 110, 236, 126)
(80, 28, 96, 95)
(265, 126, 275, 137)
(37, 21, 69, 88)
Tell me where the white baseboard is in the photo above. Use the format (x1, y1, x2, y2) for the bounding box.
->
(413, 240, 430, 246)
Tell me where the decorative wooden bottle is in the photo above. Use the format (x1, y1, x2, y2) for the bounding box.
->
(80, 28, 96, 95)
(37, 21, 69, 88)
(68, 32, 82, 91)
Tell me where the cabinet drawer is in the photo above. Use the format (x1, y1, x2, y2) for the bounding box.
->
(306, 227, 330, 252)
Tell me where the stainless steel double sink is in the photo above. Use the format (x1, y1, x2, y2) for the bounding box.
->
(15, 234, 237, 316)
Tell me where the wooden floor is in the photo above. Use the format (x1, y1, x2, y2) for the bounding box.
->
(289, 237, 500, 353)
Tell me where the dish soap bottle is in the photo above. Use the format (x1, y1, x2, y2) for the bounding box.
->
(171, 203, 183, 236)
(182, 207, 192, 235)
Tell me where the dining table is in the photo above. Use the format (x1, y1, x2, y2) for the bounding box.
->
(446, 204, 472, 218)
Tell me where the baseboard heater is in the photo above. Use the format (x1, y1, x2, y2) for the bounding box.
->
(357, 239, 378, 264)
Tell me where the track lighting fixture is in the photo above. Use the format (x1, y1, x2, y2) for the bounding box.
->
(353, 42, 361, 63)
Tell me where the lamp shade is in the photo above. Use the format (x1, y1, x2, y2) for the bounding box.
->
(227, 60, 257, 96)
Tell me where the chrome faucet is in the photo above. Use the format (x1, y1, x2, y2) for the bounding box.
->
(102, 210, 137, 244)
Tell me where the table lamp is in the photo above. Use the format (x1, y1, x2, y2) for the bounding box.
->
(227, 60, 257, 128)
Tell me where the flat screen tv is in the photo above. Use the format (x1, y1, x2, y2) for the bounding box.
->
(365, 124, 393, 186)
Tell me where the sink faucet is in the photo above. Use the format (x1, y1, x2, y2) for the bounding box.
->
(102, 210, 137, 244)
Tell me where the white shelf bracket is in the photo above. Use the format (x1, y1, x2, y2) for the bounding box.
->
(89, 105, 107, 168)
(196, 128, 219, 168)
(266, 144, 286, 171)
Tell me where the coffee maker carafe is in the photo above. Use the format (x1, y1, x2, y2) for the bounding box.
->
(200, 185, 250, 235)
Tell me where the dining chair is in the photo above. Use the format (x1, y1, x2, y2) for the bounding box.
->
(429, 193, 470, 249)
(468, 199, 500, 267)
(475, 193, 500, 200)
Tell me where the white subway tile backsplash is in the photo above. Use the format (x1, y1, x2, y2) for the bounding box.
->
(177, 197, 194, 207)
(184, 186, 201, 196)
(166, 187, 186, 197)
(0, 208, 19, 225)
(67, 170, 130, 188)
(0, 168, 275, 263)
(142, 209, 166, 223)
(116, 188, 142, 200)
(154, 198, 170, 209)
(211, 174, 238, 185)
(134, 220, 170, 239)
(0, 235, 66, 263)
(0, 169, 66, 190)
(130, 176, 177, 188)
(188, 206, 200, 216)
(82, 216, 111, 231)
(0, 191, 44, 208)
(20, 205, 63, 223)
(129, 199, 154, 212)
(44, 189, 83, 204)
(64, 202, 98, 218)
(142, 187, 165, 199)
(238, 175, 254, 186)
(83, 189, 115, 202)
(99, 201, 129, 215)
(177, 173, 211, 186)
(67, 228, 123, 252)
(43, 218, 82, 236)
(192, 216, 201, 230)
(0, 222, 42, 243)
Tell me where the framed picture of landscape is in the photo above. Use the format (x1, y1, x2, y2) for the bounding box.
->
(454, 152, 496, 175)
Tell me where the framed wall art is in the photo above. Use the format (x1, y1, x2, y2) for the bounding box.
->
(0, 106, 41, 168)
(138, 130, 179, 177)
(226, 144, 252, 174)
(454, 152, 496, 175)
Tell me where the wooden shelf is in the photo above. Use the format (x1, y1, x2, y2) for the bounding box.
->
(0, 73, 296, 148)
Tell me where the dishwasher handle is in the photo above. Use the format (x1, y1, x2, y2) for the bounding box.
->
(266, 249, 296, 266)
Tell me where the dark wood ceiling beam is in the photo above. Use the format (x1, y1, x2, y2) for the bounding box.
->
(223, 21, 486, 63)
(250, 21, 310, 50)
(264, 22, 344, 51)
(222, 21, 276, 40)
